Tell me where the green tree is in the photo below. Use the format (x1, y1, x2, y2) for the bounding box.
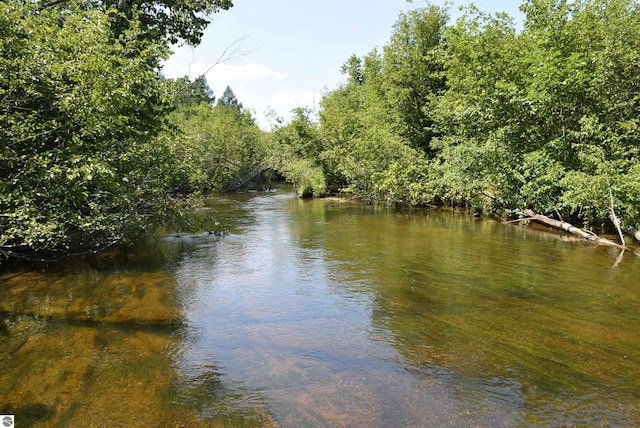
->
(0, 0, 234, 259)
(168, 99, 267, 193)
(269, 107, 327, 197)
(318, 50, 434, 205)
(168, 76, 216, 108)
(340, 54, 365, 85)
(216, 85, 244, 111)
(431, 0, 640, 229)
(311, 4, 449, 205)
(381, 4, 448, 154)
(38, 0, 233, 45)
(306, 0, 640, 232)
(429, 5, 522, 210)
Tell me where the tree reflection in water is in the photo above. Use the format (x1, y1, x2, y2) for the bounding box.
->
(2, 192, 640, 427)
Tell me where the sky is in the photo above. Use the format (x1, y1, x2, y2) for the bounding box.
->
(162, 1, 524, 129)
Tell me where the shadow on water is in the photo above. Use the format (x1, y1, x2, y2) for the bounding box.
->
(0, 237, 275, 427)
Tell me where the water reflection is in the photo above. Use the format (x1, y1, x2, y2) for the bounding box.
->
(0, 239, 273, 427)
(286, 198, 640, 426)
(1, 191, 640, 427)
(167, 195, 525, 426)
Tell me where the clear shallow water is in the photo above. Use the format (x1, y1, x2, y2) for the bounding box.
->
(1, 190, 640, 427)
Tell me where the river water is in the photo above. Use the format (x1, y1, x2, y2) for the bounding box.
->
(1, 190, 640, 427)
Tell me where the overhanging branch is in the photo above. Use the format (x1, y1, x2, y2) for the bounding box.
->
(37, 0, 69, 11)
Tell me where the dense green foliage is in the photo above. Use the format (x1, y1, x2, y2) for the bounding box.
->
(433, 0, 640, 228)
(41, 0, 233, 45)
(3, 0, 640, 260)
(268, 107, 326, 197)
(0, 1, 187, 257)
(166, 84, 268, 194)
(275, 0, 640, 234)
(170, 76, 216, 107)
(0, 0, 270, 261)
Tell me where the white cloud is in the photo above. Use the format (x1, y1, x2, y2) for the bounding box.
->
(163, 56, 321, 130)
(246, 90, 320, 130)
(166, 61, 288, 83)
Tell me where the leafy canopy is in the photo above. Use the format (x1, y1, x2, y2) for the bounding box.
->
(37, 0, 233, 45)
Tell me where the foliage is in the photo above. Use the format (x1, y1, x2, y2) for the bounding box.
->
(320, 70, 431, 204)
(250, 4, 446, 206)
(282, 0, 640, 235)
(269, 108, 327, 197)
(380, 4, 448, 154)
(430, 5, 525, 212)
(37, 0, 233, 45)
(167, 87, 267, 193)
(0, 1, 184, 257)
(5, 0, 640, 260)
(315, 4, 447, 205)
(166, 75, 216, 108)
(431, 0, 640, 228)
(216, 85, 244, 111)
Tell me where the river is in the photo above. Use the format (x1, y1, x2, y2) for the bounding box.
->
(1, 190, 640, 427)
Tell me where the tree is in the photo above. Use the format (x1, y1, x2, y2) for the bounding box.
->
(0, 2, 203, 259)
(429, 5, 523, 210)
(340, 54, 365, 85)
(38, 0, 234, 46)
(168, 98, 267, 193)
(269, 107, 327, 197)
(381, 4, 448, 154)
(168, 76, 216, 108)
(217, 85, 243, 110)
(317, 49, 434, 205)
(431, 0, 640, 230)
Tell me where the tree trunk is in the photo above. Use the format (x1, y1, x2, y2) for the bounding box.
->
(524, 209, 622, 248)
(600, 148, 626, 246)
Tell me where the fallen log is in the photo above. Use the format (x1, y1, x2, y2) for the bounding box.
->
(524, 209, 623, 248)
(524, 209, 596, 240)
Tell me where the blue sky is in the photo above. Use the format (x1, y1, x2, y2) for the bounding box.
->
(162, 1, 524, 129)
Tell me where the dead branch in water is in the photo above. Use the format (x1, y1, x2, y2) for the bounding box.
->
(523, 209, 623, 249)
(600, 148, 626, 246)
(502, 217, 534, 224)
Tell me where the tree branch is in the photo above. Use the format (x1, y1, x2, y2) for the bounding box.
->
(601, 148, 626, 246)
(524, 209, 623, 249)
(37, 0, 68, 11)
(172, 36, 255, 99)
